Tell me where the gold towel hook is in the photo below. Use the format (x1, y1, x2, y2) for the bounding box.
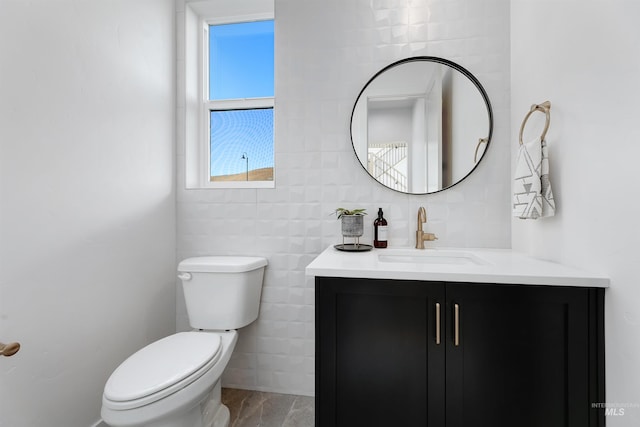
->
(0, 341, 21, 357)
(519, 101, 551, 145)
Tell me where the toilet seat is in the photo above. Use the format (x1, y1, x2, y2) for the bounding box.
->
(103, 332, 222, 411)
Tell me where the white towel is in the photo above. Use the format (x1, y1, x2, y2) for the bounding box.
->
(513, 137, 555, 219)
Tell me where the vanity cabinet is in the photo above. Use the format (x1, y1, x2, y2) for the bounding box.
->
(315, 277, 605, 427)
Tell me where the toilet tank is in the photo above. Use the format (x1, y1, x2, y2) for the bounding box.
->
(177, 256, 267, 330)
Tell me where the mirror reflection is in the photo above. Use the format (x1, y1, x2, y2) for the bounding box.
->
(350, 57, 492, 194)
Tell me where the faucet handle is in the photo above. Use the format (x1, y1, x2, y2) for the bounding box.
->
(423, 233, 438, 242)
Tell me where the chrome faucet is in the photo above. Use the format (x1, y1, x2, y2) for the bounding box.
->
(416, 206, 437, 249)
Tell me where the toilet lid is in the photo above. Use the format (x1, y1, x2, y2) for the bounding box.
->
(104, 332, 221, 403)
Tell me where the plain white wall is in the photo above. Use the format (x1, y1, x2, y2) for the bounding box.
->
(511, 1, 640, 425)
(0, 1, 176, 426)
(177, 0, 511, 396)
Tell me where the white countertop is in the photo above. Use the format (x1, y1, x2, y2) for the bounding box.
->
(306, 245, 609, 288)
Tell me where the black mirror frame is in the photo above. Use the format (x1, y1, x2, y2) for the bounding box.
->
(350, 56, 494, 195)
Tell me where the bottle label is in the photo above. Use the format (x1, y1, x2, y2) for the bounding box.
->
(377, 225, 388, 241)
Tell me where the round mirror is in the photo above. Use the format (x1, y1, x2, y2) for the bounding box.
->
(350, 57, 493, 194)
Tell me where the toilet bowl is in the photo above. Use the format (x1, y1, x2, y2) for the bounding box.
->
(102, 331, 237, 427)
(101, 256, 267, 427)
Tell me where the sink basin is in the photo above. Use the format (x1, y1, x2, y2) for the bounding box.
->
(378, 250, 487, 266)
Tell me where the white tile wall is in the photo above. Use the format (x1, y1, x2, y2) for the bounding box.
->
(176, 0, 510, 396)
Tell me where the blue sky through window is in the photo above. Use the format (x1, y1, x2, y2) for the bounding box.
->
(210, 108, 274, 178)
(209, 20, 274, 100)
(208, 20, 274, 180)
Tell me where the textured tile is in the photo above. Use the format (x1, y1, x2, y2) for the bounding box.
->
(178, 0, 511, 396)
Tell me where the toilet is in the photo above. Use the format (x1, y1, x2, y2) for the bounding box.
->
(101, 256, 267, 427)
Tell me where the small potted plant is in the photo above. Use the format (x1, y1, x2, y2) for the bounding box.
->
(334, 208, 367, 239)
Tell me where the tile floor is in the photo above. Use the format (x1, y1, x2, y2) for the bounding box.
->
(222, 388, 315, 427)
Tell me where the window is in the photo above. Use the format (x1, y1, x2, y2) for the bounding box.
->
(206, 20, 274, 185)
(183, 1, 275, 189)
(209, 108, 274, 182)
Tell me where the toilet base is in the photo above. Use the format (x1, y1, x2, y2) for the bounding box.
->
(202, 381, 230, 427)
(104, 381, 230, 427)
(174, 381, 230, 427)
(210, 405, 230, 427)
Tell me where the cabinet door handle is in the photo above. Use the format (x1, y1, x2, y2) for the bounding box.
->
(435, 303, 441, 345)
(454, 303, 460, 346)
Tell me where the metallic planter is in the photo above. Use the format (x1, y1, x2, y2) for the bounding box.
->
(341, 215, 364, 237)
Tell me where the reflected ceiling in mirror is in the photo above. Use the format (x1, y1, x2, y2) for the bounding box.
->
(350, 57, 493, 194)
